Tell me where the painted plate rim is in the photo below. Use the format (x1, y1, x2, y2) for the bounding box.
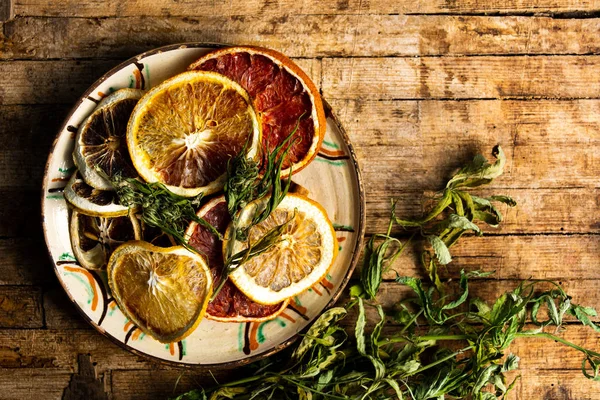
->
(41, 42, 366, 368)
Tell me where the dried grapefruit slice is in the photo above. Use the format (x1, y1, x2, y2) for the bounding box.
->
(74, 89, 144, 190)
(225, 193, 337, 305)
(189, 46, 326, 176)
(127, 71, 260, 197)
(108, 242, 212, 343)
(186, 196, 288, 322)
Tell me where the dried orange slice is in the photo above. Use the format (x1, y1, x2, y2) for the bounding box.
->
(69, 209, 141, 270)
(225, 193, 337, 305)
(186, 196, 288, 322)
(189, 46, 326, 176)
(73, 89, 143, 190)
(127, 71, 261, 197)
(107, 241, 212, 343)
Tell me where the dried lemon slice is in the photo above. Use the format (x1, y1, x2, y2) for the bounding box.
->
(226, 193, 337, 305)
(70, 210, 141, 270)
(127, 71, 260, 197)
(64, 172, 129, 217)
(74, 89, 144, 190)
(108, 241, 212, 343)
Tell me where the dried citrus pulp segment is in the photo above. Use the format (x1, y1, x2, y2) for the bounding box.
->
(226, 193, 338, 305)
(108, 242, 212, 343)
(127, 71, 261, 197)
(64, 173, 129, 217)
(189, 46, 326, 176)
(70, 210, 141, 270)
(74, 89, 144, 190)
(186, 197, 289, 322)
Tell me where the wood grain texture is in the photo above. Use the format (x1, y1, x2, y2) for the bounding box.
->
(12, 0, 600, 18)
(0, 0, 12, 22)
(377, 234, 600, 280)
(323, 56, 600, 99)
(2, 15, 600, 59)
(0, 369, 72, 400)
(0, 329, 154, 372)
(331, 99, 600, 190)
(0, 238, 53, 285)
(0, 58, 320, 105)
(0, 286, 43, 328)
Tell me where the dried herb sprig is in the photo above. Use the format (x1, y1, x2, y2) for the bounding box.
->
(111, 176, 221, 253)
(355, 145, 515, 300)
(173, 145, 600, 400)
(392, 145, 516, 293)
(224, 119, 300, 241)
(174, 272, 600, 400)
(213, 120, 301, 298)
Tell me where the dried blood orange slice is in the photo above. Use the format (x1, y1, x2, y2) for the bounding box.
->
(185, 196, 288, 322)
(189, 46, 326, 176)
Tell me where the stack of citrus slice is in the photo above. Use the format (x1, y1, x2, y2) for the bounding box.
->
(66, 46, 337, 344)
(186, 196, 289, 322)
(189, 46, 326, 176)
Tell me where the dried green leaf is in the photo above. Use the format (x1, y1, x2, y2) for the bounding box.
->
(293, 307, 347, 362)
(446, 145, 506, 189)
(570, 305, 600, 333)
(428, 235, 452, 265)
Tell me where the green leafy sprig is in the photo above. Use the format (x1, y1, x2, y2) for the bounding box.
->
(394, 145, 516, 293)
(355, 145, 515, 300)
(172, 146, 600, 400)
(111, 175, 221, 253)
(174, 274, 600, 399)
(213, 122, 301, 298)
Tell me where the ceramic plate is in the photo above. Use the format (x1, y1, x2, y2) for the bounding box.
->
(42, 43, 365, 367)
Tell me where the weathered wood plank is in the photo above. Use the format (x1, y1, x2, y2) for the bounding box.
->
(516, 369, 599, 399)
(322, 56, 600, 99)
(0, 1, 12, 22)
(2, 323, 597, 374)
(376, 234, 600, 280)
(12, 0, 600, 18)
(0, 369, 72, 400)
(3, 15, 600, 59)
(3, 99, 599, 190)
(364, 280, 600, 322)
(0, 329, 154, 372)
(0, 60, 121, 105)
(109, 368, 237, 400)
(368, 188, 600, 234)
(331, 99, 600, 191)
(0, 105, 69, 190)
(0, 189, 41, 237)
(0, 58, 319, 105)
(6, 57, 600, 105)
(0, 286, 43, 328)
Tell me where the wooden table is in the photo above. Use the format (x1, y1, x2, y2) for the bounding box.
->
(1, 1, 599, 398)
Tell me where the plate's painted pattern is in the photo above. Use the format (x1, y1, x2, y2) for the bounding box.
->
(42, 44, 364, 366)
